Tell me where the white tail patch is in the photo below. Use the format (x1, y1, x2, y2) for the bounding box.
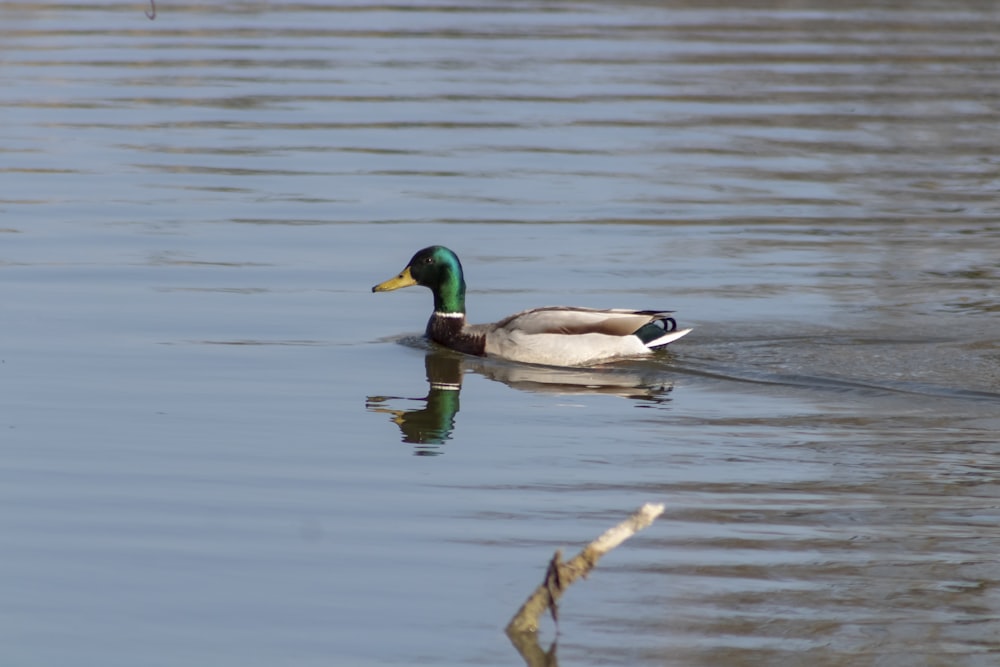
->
(644, 327, 692, 349)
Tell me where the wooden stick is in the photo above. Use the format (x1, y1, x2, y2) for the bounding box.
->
(505, 502, 665, 635)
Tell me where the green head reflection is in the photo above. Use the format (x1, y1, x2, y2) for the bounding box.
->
(366, 351, 463, 455)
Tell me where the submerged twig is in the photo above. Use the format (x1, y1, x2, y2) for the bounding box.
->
(507, 630, 559, 667)
(145, 0, 156, 19)
(505, 502, 665, 636)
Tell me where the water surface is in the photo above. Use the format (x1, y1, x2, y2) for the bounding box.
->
(3, 2, 1000, 666)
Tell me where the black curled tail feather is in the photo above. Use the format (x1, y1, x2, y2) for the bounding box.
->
(632, 314, 678, 344)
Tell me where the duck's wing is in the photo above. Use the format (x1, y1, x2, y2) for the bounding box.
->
(490, 306, 672, 336)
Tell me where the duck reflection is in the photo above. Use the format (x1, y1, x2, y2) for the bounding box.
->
(366, 351, 465, 455)
(367, 348, 675, 454)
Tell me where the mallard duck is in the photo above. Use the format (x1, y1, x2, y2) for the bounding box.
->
(372, 246, 692, 367)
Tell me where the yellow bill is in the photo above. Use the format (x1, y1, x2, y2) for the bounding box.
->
(372, 266, 417, 292)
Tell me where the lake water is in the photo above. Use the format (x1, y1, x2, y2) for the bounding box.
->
(3, 1, 1000, 665)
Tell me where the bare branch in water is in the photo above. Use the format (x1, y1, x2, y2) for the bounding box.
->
(145, 0, 156, 20)
(506, 502, 665, 636)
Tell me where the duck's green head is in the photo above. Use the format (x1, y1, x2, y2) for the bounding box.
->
(372, 245, 467, 314)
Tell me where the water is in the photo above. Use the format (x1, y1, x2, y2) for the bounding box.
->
(3, 2, 1000, 665)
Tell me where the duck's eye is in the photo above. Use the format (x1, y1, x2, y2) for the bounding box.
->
(423, 257, 434, 264)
